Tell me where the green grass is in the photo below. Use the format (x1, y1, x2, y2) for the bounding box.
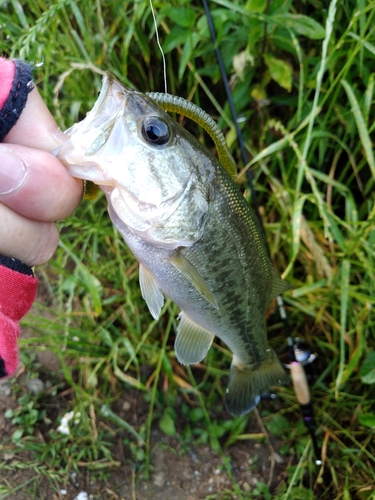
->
(1, 0, 375, 498)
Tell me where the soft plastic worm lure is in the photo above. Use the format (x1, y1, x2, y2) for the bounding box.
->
(83, 180, 100, 200)
(83, 91, 237, 200)
(147, 92, 237, 180)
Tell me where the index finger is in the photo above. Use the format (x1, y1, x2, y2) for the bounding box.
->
(3, 86, 67, 152)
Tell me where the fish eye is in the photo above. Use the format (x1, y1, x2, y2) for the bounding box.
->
(141, 116, 170, 146)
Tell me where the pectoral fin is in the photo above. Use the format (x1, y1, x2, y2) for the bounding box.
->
(270, 269, 291, 299)
(139, 264, 164, 320)
(175, 312, 215, 365)
(168, 253, 218, 309)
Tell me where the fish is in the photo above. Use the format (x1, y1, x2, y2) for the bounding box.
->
(55, 73, 290, 416)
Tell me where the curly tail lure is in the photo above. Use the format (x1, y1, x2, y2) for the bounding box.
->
(83, 92, 237, 200)
(146, 93, 237, 180)
(83, 180, 100, 200)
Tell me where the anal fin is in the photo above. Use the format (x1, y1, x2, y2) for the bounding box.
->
(139, 264, 164, 320)
(175, 312, 215, 365)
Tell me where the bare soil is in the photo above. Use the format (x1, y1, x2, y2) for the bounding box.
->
(0, 374, 288, 500)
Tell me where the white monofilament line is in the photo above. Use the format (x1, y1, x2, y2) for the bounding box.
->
(149, 0, 168, 94)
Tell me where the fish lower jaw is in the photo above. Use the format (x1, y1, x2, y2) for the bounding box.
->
(66, 164, 108, 183)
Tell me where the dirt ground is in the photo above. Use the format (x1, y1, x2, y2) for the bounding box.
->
(0, 284, 293, 500)
(0, 371, 289, 500)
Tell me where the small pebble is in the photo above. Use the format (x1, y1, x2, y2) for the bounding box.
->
(153, 472, 165, 487)
(273, 452, 284, 464)
(0, 381, 11, 396)
(243, 482, 251, 492)
(73, 493, 88, 500)
(25, 378, 45, 395)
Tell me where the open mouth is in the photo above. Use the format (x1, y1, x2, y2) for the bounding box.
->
(54, 73, 130, 181)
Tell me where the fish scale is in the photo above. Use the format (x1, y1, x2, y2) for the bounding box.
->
(179, 171, 270, 366)
(56, 73, 290, 416)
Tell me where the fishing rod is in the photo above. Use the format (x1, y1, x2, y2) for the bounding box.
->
(201, 0, 326, 477)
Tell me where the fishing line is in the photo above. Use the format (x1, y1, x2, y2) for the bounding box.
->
(201, 0, 326, 477)
(201, 0, 260, 220)
(149, 0, 168, 94)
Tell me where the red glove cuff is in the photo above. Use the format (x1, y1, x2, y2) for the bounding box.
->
(0, 265, 38, 378)
(0, 58, 38, 378)
(0, 58, 15, 110)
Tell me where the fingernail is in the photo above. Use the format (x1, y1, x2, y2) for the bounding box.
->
(53, 127, 69, 145)
(0, 148, 28, 195)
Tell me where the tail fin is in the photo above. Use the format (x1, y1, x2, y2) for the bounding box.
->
(225, 349, 288, 416)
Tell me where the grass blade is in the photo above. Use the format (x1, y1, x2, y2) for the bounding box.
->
(335, 259, 351, 398)
(341, 79, 375, 181)
(296, 0, 337, 193)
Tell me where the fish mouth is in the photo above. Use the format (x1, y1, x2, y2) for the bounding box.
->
(54, 73, 130, 181)
(88, 72, 127, 121)
(54, 74, 117, 163)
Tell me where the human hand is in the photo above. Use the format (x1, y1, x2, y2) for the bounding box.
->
(0, 86, 83, 266)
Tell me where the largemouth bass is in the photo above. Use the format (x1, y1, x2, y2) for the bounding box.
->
(56, 74, 289, 416)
